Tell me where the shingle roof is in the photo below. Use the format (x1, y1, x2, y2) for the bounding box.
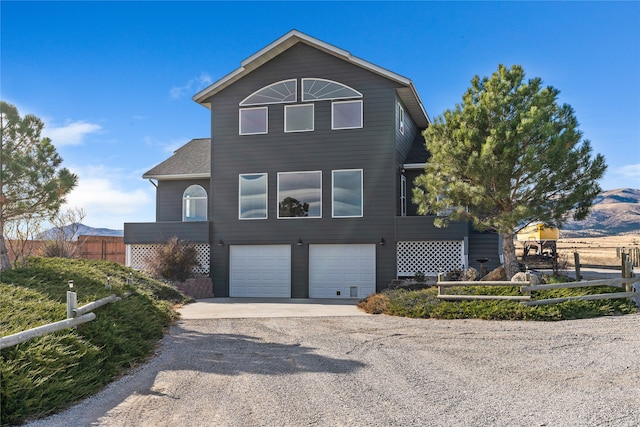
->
(143, 138, 211, 179)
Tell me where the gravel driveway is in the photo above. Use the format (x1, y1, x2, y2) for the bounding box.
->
(26, 313, 640, 426)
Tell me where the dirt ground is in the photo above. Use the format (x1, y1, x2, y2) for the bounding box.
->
(25, 314, 640, 427)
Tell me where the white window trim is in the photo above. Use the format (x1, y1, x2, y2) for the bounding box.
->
(277, 171, 322, 219)
(302, 78, 363, 102)
(238, 173, 268, 220)
(239, 79, 297, 106)
(400, 175, 407, 217)
(239, 106, 268, 135)
(331, 100, 363, 130)
(398, 103, 405, 135)
(182, 185, 207, 222)
(332, 169, 364, 218)
(284, 103, 314, 133)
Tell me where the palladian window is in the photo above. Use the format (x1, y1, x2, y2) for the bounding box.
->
(183, 185, 207, 222)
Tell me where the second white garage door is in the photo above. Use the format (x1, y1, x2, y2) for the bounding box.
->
(229, 245, 291, 297)
(309, 244, 376, 299)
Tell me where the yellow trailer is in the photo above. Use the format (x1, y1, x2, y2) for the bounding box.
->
(516, 224, 559, 242)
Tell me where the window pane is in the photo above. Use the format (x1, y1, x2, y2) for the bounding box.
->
(333, 170, 362, 217)
(183, 185, 207, 221)
(240, 79, 297, 105)
(278, 172, 321, 218)
(302, 79, 362, 101)
(240, 107, 267, 134)
(332, 101, 362, 129)
(239, 174, 267, 219)
(285, 104, 314, 132)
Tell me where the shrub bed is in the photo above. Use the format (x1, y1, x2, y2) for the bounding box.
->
(0, 257, 191, 425)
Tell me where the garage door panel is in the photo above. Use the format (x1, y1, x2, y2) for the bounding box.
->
(230, 245, 291, 297)
(309, 244, 376, 299)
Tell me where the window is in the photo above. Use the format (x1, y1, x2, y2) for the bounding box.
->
(400, 175, 407, 217)
(332, 100, 363, 130)
(302, 78, 362, 101)
(239, 107, 268, 135)
(398, 103, 405, 135)
(278, 171, 322, 218)
(183, 185, 207, 221)
(285, 104, 314, 133)
(332, 169, 363, 218)
(240, 79, 297, 106)
(239, 174, 268, 219)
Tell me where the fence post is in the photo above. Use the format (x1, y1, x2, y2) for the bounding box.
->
(438, 273, 445, 297)
(66, 280, 77, 319)
(622, 254, 632, 294)
(574, 252, 581, 281)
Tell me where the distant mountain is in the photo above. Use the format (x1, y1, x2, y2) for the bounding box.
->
(38, 223, 124, 241)
(561, 188, 640, 237)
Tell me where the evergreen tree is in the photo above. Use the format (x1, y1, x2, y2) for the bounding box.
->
(0, 101, 78, 270)
(413, 65, 606, 278)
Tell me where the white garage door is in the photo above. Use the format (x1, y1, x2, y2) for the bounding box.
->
(309, 244, 376, 299)
(230, 245, 291, 297)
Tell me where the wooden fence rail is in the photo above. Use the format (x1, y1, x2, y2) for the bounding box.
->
(436, 273, 535, 301)
(0, 284, 120, 350)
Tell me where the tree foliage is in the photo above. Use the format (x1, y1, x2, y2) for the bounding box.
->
(413, 65, 606, 278)
(0, 101, 78, 270)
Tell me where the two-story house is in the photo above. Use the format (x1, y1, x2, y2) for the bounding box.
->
(124, 30, 500, 298)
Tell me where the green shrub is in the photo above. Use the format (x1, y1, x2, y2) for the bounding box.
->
(359, 278, 637, 321)
(0, 257, 191, 425)
(144, 236, 201, 282)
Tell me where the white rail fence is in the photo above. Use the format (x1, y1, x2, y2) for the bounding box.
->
(0, 281, 121, 350)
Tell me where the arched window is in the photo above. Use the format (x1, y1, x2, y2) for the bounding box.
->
(183, 185, 207, 221)
(302, 78, 362, 101)
(239, 79, 297, 106)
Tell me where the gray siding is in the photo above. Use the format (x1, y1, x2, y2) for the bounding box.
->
(124, 221, 210, 244)
(208, 44, 401, 296)
(394, 216, 469, 241)
(156, 179, 210, 221)
(468, 228, 501, 272)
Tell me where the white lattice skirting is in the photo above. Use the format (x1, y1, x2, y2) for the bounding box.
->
(397, 240, 464, 276)
(126, 244, 210, 275)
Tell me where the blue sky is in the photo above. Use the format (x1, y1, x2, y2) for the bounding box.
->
(2, 1, 639, 230)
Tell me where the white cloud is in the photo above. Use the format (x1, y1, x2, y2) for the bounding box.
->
(44, 121, 102, 146)
(63, 164, 155, 230)
(170, 72, 212, 99)
(614, 163, 640, 180)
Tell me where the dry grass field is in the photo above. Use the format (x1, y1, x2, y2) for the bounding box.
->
(555, 233, 640, 267)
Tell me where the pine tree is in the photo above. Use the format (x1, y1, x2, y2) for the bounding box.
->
(0, 101, 78, 270)
(413, 65, 606, 278)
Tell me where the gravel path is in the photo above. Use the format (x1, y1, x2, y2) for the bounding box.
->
(26, 314, 640, 426)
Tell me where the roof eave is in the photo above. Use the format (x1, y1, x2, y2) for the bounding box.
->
(142, 173, 211, 180)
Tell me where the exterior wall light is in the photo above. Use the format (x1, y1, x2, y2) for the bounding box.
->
(296, 238, 303, 246)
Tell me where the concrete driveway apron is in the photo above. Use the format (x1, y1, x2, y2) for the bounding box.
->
(177, 297, 369, 319)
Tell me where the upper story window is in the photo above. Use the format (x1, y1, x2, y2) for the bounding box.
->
(240, 79, 297, 106)
(302, 78, 362, 101)
(332, 169, 363, 218)
(239, 78, 363, 135)
(398, 103, 405, 135)
(239, 173, 268, 219)
(332, 100, 363, 130)
(239, 106, 268, 135)
(278, 171, 322, 218)
(285, 104, 314, 133)
(183, 185, 207, 222)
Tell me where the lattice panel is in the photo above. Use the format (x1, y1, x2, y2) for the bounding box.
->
(127, 244, 210, 274)
(397, 241, 464, 276)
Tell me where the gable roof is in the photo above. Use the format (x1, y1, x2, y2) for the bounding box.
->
(193, 30, 430, 127)
(143, 138, 211, 180)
